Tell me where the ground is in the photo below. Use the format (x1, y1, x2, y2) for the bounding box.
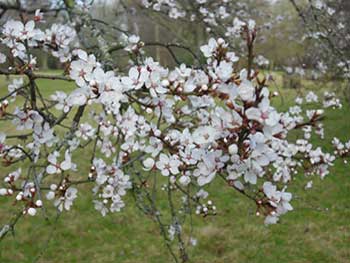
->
(0, 72, 349, 263)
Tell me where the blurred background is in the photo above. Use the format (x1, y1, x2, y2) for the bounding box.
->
(0, 0, 347, 71)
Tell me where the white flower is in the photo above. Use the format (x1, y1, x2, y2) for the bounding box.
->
(196, 189, 209, 199)
(200, 38, 217, 58)
(305, 91, 318, 103)
(193, 159, 216, 186)
(102, 185, 114, 198)
(143, 157, 155, 171)
(215, 61, 233, 81)
(194, 151, 227, 186)
(145, 69, 169, 97)
(3, 20, 41, 43)
(75, 123, 95, 140)
(110, 195, 125, 212)
(55, 187, 78, 212)
(121, 66, 148, 90)
(70, 59, 94, 87)
(4, 168, 21, 183)
(124, 34, 140, 52)
(179, 147, 201, 165)
(93, 200, 109, 216)
(13, 109, 43, 130)
(8, 78, 24, 98)
(246, 98, 280, 127)
(92, 165, 131, 215)
(27, 207, 37, 216)
(179, 174, 191, 186)
(67, 89, 88, 107)
(192, 126, 217, 145)
(33, 122, 55, 146)
(238, 80, 255, 101)
(225, 17, 246, 37)
(46, 150, 75, 174)
(51, 91, 70, 112)
(263, 182, 293, 225)
(156, 154, 181, 176)
(46, 24, 76, 62)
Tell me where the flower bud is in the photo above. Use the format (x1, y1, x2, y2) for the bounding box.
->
(154, 130, 161, 136)
(217, 38, 225, 45)
(201, 84, 208, 91)
(27, 207, 37, 216)
(316, 109, 324, 115)
(16, 193, 23, 201)
(143, 158, 154, 171)
(228, 144, 238, 155)
(161, 79, 169, 87)
(35, 200, 43, 207)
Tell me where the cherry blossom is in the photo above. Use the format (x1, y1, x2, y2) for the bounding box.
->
(54, 187, 78, 212)
(46, 150, 75, 174)
(156, 153, 182, 176)
(0, 8, 349, 262)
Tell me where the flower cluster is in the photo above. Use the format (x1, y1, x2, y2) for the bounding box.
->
(1, 13, 76, 62)
(0, 7, 349, 261)
(332, 138, 350, 163)
(91, 159, 132, 216)
(262, 182, 293, 225)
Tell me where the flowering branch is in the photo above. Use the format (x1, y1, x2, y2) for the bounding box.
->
(0, 2, 348, 262)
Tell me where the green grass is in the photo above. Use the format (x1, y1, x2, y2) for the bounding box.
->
(0, 72, 349, 263)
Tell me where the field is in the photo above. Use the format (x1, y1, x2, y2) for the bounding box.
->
(0, 72, 349, 263)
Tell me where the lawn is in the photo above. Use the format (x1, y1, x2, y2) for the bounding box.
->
(0, 72, 349, 263)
